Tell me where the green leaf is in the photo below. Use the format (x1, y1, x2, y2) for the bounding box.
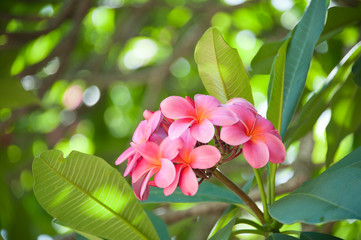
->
(267, 38, 290, 132)
(208, 205, 239, 238)
(53, 219, 104, 240)
(284, 42, 361, 146)
(143, 182, 243, 204)
(281, 0, 328, 137)
(325, 77, 361, 167)
(145, 211, 170, 240)
(251, 40, 285, 75)
(269, 147, 361, 224)
(268, 233, 298, 240)
(352, 55, 361, 88)
(209, 217, 236, 240)
(318, 6, 361, 43)
(33, 150, 159, 240)
(195, 27, 253, 104)
(300, 232, 342, 240)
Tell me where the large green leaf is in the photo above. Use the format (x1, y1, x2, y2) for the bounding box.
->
(267, 38, 290, 132)
(352, 55, 361, 88)
(194, 27, 253, 104)
(325, 77, 361, 167)
(269, 147, 361, 224)
(208, 205, 239, 238)
(300, 232, 342, 240)
(33, 150, 159, 240)
(268, 234, 298, 240)
(251, 6, 361, 75)
(284, 42, 361, 146)
(146, 211, 170, 240)
(281, 0, 328, 136)
(143, 181, 243, 204)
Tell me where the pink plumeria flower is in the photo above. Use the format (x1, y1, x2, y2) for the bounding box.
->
(164, 130, 221, 196)
(160, 94, 238, 143)
(115, 110, 163, 176)
(130, 137, 183, 200)
(221, 109, 286, 168)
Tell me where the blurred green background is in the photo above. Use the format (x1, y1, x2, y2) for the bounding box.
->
(1, 0, 361, 239)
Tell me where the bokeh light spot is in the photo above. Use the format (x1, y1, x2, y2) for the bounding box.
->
(62, 85, 83, 110)
(83, 85, 101, 107)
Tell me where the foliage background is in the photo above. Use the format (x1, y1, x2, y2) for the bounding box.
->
(1, 0, 361, 239)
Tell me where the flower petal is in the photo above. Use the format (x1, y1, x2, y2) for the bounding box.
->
(194, 94, 220, 116)
(189, 145, 221, 169)
(168, 118, 194, 140)
(190, 118, 214, 143)
(124, 152, 141, 176)
(115, 146, 135, 165)
(160, 96, 196, 119)
(179, 165, 199, 196)
(163, 164, 186, 196)
(251, 115, 275, 135)
(260, 133, 286, 164)
(220, 123, 251, 146)
(159, 137, 183, 160)
(179, 129, 197, 160)
(227, 104, 256, 131)
(154, 158, 176, 188)
(148, 110, 162, 134)
(131, 159, 155, 183)
(132, 168, 157, 201)
(227, 98, 257, 113)
(206, 107, 238, 126)
(132, 120, 148, 144)
(131, 142, 159, 164)
(243, 139, 269, 169)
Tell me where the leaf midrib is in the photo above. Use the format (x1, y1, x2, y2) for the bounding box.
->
(37, 155, 149, 240)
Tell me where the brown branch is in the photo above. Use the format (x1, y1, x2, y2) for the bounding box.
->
(0, 13, 50, 22)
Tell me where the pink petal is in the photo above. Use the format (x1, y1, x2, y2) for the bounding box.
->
(148, 110, 162, 134)
(131, 142, 159, 164)
(132, 120, 148, 144)
(227, 105, 256, 131)
(131, 159, 155, 183)
(159, 137, 183, 160)
(220, 123, 251, 146)
(132, 168, 157, 201)
(143, 110, 154, 120)
(189, 145, 221, 169)
(227, 98, 257, 113)
(163, 164, 186, 196)
(179, 129, 197, 160)
(194, 94, 220, 116)
(185, 96, 195, 107)
(260, 133, 286, 164)
(243, 138, 269, 169)
(190, 118, 214, 143)
(124, 152, 141, 176)
(168, 118, 194, 140)
(252, 115, 275, 135)
(154, 158, 176, 188)
(160, 96, 196, 119)
(115, 147, 135, 165)
(179, 165, 199, 196)
(206, 107, 238, 126)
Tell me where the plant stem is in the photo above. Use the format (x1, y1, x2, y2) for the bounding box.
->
(213, 168, 265, 224)
(236, 218, 267, 231)
(270, 163, 277, 205)
(254, 168, 270, 223)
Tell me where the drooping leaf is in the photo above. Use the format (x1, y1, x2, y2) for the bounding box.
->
(195, 27, 253, 104)
(284, 42, 361, 146)
(281, 0, 328, 136)
(143, 181, 243, 204)
(325, 77, 361, 167)
(269, 147, 361, 224)
(146, 211, 170, 240)
(209, 217, 236, 240)
(267, 38, 290, 132)
(33, 150, 159, 240)
(208, 205, 239, 238)
(251, 6, 361, 75)
(352, 55, 361, 88)
(300, 232, 342, 240)
(268, 233, 298, 240)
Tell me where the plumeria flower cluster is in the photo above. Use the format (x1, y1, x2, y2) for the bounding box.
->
(116, 94, 286, 200)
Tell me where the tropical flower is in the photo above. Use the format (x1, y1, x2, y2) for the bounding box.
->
(164, 130, 221, 196)
(220, 106, 286, 168)
(130, 137, 183, 200)
(160, 94, 237, 143)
